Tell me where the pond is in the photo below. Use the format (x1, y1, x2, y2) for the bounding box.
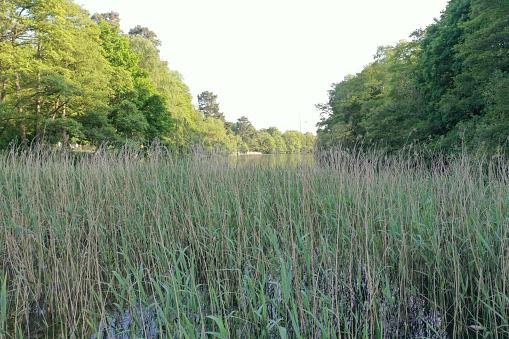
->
(229, 154, 315, 167)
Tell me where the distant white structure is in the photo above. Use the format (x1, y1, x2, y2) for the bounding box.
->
(239, 152, 263, 156)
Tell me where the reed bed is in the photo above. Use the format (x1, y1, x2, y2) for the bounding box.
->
(0, 148, 508, 338)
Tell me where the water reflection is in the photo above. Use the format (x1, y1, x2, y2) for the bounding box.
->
(229, 154, 315, 167)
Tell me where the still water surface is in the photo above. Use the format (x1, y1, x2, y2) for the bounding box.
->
(229, 154, 315, 167)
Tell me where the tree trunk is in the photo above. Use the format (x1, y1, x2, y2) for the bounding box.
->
(15, 73, 27, 146)
(0, 78, 6, 102)
(62, 103, 69, 149)
(52, 98, 59, 120)
(35, 70, 42, 142)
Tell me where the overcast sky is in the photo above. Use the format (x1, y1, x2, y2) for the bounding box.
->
(78, 0, 448, 133)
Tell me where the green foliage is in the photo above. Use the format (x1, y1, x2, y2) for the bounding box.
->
(256, 131, 277, 154)
(0, 1, 316, 153)
(197, 117, 238, 153)
(129, 34, 201, 150)
(0, 0, 112, 146)
(282, 131, 303, 154)
(318, 0, 509, 155)
(300, 133, 315, 154)
(0, 103, 18, 148)
(265, 127, 288, 154)
(77, 110, 118, 145)
(109, 99, 149, 141)
(232, 116, 257, 149)
(0, 2, 315, 153)
(43, 117, 84, 144)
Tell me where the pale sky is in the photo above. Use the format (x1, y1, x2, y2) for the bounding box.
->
(78, 0, 448, 133)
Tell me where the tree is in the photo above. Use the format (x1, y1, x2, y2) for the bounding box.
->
(94, 15, 149, 144)
(301, 133, 316, 153)
(197, 91, 225, 121)
(0, 1, 236, 151)
(318, 0, 509, 155)
(233, 116, 257, 150)
(264, 127, 287, 154)
(129, 25, 161, 47)
(198, 117, 238, 152)
(283, 131, 303, 154)
(94, 15, 176, 146)
(0, 0, 32, 145)
(91, 11, 120, 26)
(361, 40, 427, 150)
(129, 34, 201, 150)
(256, 131, 276, 154)
(440, 0, 509, 152)
(77, 110, 118, 145)
(0, 1, 112, 146)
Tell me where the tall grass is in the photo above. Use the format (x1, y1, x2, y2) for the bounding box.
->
(0, 148, 507, 338)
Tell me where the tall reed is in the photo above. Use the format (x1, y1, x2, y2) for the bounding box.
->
(0, 148, 507, 338)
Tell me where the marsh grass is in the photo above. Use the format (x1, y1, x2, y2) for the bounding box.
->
(0, 148, 508, 338)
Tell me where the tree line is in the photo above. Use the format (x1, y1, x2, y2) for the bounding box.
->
(197, 91, 315, 154)
(0, 1, 314, 154)
(317, 0, 508, 156)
